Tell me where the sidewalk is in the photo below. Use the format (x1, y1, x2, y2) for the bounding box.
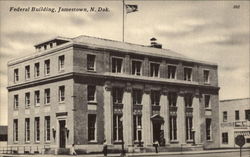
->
(0, 148, 249, 157)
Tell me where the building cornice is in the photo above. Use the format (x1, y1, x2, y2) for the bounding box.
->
(7, 72, 220, 91)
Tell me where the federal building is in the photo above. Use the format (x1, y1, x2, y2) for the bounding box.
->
(7, 35, 220, 154)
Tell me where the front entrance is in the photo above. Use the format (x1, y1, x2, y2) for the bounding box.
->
(153, 122, 161, 142)
(59, 120, 66, 148)
(151, 114, 165, 146)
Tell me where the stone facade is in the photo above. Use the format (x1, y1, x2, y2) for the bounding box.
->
(7, 35, 220, 153)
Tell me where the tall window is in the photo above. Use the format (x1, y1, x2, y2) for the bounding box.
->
(185, 117, 193, 140)
(58, 55, 65, 71)
(168, 92, 177, 107)
(113, 88, 123, 104)
(223, 111, 227, 122)
(44, 59, 50, 75)
(169, 116, 177, 141)
(44, 88, 50, 104)
(25, 118, 30, 142)
(184, 67, 192, 81)
(132, 60, 142, 76)
(14, 94, 19, 109)
(45, 116, 50, 142)
(34, 90, 40, 106)
(150, 63, 160, 77)
(25, 65, 30, 80)
(132, 89, 142, 105)
(88, 114, 96, 141)
(168, 65, 176, 79)
(133, 115, 142, 141)
(222, 132, 228, 144)
(204, 70, 210, 83)
(25, 92, 30, 108)
(13, 119, 18, 142)
(204, 95, 210, 108)
(113, 114, 122, 141)
(35, 117, 40, 142)
(59, 86, 65, 102)
(151, 90, 160, 106)
(184, 94, 193, 107)
(87, 54, 96, 71)
(14, 69, 19, 82)
(235, 110, 240, 120)
(87, 85, 96, 102)
(245, 110, 250, 121)
(112, 58, 122, 73)
(206, 118, 212, 140)
(34, 63, 40, 77)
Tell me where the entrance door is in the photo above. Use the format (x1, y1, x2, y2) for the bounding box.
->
(59, 120, 66, 148)
(153, 122, 161, 142)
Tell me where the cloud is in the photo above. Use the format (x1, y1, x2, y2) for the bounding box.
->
(210, 33, 249, 46)
(69, 15, 86, 25)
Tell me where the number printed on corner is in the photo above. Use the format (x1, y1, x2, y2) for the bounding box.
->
(233, 5, 240, 9)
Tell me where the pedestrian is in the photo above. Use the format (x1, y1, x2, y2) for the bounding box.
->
(103, 139, 108, 156)
(153, 140, 159, 153)
(71, 144, 77, 156)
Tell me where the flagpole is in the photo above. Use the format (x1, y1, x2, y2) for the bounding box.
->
(122, 0, 125, 42)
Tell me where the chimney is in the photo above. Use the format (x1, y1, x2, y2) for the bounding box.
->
(150, 37, 162, 49)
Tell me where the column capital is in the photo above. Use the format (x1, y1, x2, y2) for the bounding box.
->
(125, 82, 132, 92)
(104, 81, 112, 91)
(161, 88, 168, 95)
(144, 85, 151, 94)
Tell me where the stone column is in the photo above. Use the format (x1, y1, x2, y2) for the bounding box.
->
(193, 90, 201, 144)
(142, 86, 152, 146)
(103, 81, 112, 144)
(123, 83, 133, 147)
(160, 89, 169, 144)
(124, 55, 130, 74)
(177, 91, 185, 144)
(143, 57, 149, 76)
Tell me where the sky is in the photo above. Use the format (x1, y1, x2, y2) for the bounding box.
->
(0, 0, 249, 125)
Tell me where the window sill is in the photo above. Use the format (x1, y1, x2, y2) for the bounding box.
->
(206, 140, 213, 142)
(170, 140, 179, 143)
(88, 101, 97, 105)
(14, 141, 19, 144)
(87, 70, 96, 73)
(186, 140, 194, 143)
(134, 141, 144, 144)
(88, 141, 98, 144)
(45, 74, 50, 77)
(59, 69, 65, 73)
(205, 108, 212, 111)
(113, 141, 123, 144)
(44, 103, 51, 106)
(204, 82, 210, 85)
(59, 101, 65, 104)
(25, 78, 30, 81)
(35, 104, 40, 107)
(35, 141, 40, 144)
(45, 141, 51, 144)
(25, 141, 31, 144)
(25, 107, 30, 109)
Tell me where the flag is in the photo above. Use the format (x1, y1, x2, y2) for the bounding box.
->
(126, 4, 138, 13)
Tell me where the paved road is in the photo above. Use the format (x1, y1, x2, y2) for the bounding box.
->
(137, 151, 249, 157)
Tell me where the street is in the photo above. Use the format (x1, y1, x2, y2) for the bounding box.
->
(133, 151, 249, 157)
